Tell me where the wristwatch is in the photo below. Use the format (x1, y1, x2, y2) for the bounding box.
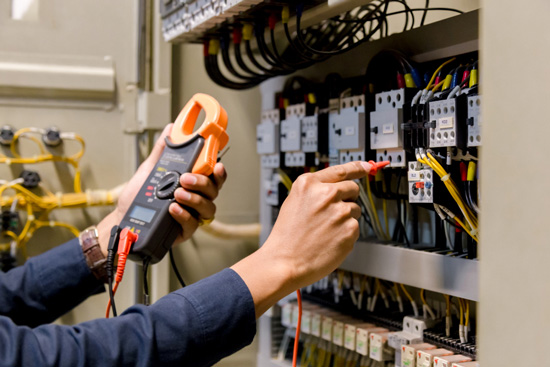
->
(79, 226, 108, 283)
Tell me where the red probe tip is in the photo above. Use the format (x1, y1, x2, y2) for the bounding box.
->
(367, 160, 390, 175)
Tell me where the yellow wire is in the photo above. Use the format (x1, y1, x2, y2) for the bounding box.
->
(425, 57, 456, 90)
(2, 231, 17, 240)
(393, 283, 400, 298)
(465, 300, 470, 327)
(277, 168, 293, 192)
(458, 298, 464, 326)
(431, 79, 445, 92)
(381, 178, 390, 239)
(399, 283, 414, 303)
(444, 294, 451, 317)
(419, 154, 479, 242)
(365, 178, 386, 239)
(420, 289, 428, 306)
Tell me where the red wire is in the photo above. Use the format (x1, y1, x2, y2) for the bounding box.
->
(292, 289, 302, 367)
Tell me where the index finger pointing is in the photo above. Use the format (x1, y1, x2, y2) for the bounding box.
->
(314, 161, 372, 183)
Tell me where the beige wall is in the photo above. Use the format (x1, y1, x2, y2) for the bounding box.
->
(169, 43, 261, 286)
(479, 0, 550, 365)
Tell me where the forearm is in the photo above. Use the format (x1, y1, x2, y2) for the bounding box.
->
(0, 269, 256, 367)
(231, 243, 298, 318)
(0, 239, 104, 327)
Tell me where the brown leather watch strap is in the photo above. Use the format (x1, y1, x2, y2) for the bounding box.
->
(79, 226, 108, 283)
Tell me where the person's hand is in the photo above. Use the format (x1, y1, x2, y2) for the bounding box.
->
(231, 161, 372, 317)
(97, 124, 227, 255)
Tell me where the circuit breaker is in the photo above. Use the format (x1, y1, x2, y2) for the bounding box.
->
(329, 95, 367, 165)
(467, 95, 481, 147)
(257, 109, 281, 169)
(428, 97, 466, 149)
(370, 89, 411, 167)
(281, 103, 305, 167)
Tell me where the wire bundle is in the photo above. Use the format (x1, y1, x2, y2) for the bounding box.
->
(203, 1, 464, 90)
(0, 128, 117, 258)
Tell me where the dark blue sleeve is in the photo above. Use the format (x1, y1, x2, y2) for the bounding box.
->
(0, 268, 257, 367)
(0, 238, 104, 327)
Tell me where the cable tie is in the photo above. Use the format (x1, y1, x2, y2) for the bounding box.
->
(49, 221, 55, 227)
(5, 159, 10, 165)
(470, 228, 479, 237)
(28, 215, 35, 221)
(56, 192, 63, 207)
(441, 173, 451, 182)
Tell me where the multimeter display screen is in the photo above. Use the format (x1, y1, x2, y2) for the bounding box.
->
(130, 205, 156, 223)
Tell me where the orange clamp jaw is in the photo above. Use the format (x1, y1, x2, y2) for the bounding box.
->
(367, 160, 390, 176)
(170, 93, 229, 176)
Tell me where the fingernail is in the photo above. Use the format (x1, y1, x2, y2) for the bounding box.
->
(182, 174, 197, 185)
(360, 161, 372, 173)
(179, 190, 192, 201)
(171, 204, 183, 215)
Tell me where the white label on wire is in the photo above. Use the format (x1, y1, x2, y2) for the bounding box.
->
(344, 126, 355, 135)
(382, 123, 394, 134)
(438, 117, 454, 129)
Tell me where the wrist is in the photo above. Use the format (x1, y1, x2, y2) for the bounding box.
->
(231, 242, 298, 318)
(97, 211, 123, 257)
(79, 226, 108, 283)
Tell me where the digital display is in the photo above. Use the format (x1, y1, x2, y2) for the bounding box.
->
(129, 205, 156, 223)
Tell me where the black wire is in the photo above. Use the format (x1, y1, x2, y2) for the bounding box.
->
(143, 258, 150, 306)
(220, 35, 264, 82)
(269, 27, 313, 70)
(244, 40, 281, 76)
(106, 225, 121, 317)
(421, 0, 430, 26)
(234, 41, 265, 78)
(170, 247, 186, 288)
(294, 2, 385, 57)
(204, 54, 261, 90)
(255, 24, 287, 69)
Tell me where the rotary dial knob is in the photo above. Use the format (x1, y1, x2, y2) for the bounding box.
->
(156, 171, 181, 200)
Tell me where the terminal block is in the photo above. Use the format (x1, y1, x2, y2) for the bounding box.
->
(329, 95, 367, 165)
(370, 89, 415, 167)
(160, 0, 263, 43)
(408, 161, 434, 204)
(428, 96, 467, 149)
(466, 95, 481, 147)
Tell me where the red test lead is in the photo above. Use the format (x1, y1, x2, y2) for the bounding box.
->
(367, 160, 390, 176)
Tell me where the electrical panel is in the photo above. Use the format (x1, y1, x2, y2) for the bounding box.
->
(250, 4, 482, 367)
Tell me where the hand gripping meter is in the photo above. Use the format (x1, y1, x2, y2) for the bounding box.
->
(120, 93, 228, 264)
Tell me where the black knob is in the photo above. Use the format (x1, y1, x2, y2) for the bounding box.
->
(156, 171, 181, 200)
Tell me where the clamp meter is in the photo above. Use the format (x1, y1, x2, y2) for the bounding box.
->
(120, 93, 228, 264)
